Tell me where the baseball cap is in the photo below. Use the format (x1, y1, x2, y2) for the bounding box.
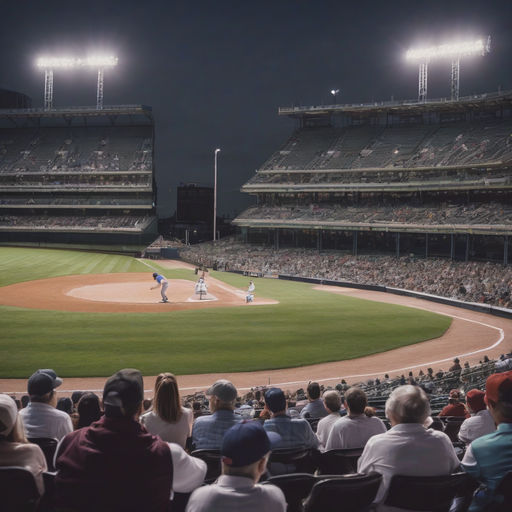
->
(265, 387, 286, 413)
(449, 389, 461, 400)
(0, 394, 18, 437)
(28, 369, 63, 396)
(206, 380, 237, 402)
(103, 369, 144, 411)
(466, 389, 486, 412)
(485, 370, 512, 405)
(221, 420, 280, 467)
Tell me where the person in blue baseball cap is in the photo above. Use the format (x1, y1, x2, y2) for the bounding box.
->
(186, 420, 286, 512)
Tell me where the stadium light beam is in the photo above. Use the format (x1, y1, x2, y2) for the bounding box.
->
(213, 148, 221, 241)
(36, 55, 118, 110)
(405, 37, 490, 102)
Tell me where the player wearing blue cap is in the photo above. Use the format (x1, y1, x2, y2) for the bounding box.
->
(150, 273, 169, 303)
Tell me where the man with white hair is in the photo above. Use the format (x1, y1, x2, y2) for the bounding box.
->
(316, 390, 343, 449)
(357, 385, 460, 511)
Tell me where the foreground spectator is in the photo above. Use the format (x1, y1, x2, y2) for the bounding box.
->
(76, 392, 102, 429)
(263, 387, 319, 450)
(186, 421, 286, 512)
(462, 370, 512, 511)
(316, 390, 343, 449)
(438, 389, 469, 418)
(19, 369, 73, 440)
(0, 394, 47, 495)
(358, 385, 460, 511)
(141, 372, 193, 448)
(300, 382, 328, 419)
(192, 379, 241, 450)
(458, 389, 495, 445)
(55, 368, 206, 512)
(325, 387, 386, 450)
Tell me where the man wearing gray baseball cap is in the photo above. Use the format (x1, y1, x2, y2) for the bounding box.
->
(19, 369, 73, 441)
(192, 379, 242, 450)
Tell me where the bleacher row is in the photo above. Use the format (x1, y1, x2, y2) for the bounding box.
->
(0, 126, 153, 174)
(260, 122, 512, 172)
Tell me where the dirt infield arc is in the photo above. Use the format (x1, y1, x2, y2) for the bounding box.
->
(0, 266, 510, 394)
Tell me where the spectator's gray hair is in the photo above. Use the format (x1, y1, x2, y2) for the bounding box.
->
(322, 390, 341, 412)
(385, 385, 431, 424)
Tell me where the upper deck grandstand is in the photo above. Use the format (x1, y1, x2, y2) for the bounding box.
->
(0, 105, 156, 249)
(234, 91, 512, 263)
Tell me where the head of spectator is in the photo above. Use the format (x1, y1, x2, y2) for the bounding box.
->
(71, 391, 84, 410)
(364, 406, 377, 417)
(221, 421, 279, 482)
(0, 394, 26, 443)
(385, 385, 430, 426)
(76, 393, 102, 429)
(448, 389, 462, 404)
(322, 390, 341, 414)
(102, 368, 144, 419)
(152, 372, 182, 423)
(27, 368, 63, 407)
(265, 388, 287, 416)
(485, 370, 512, 425)
(57, 397, 73, 414)
(466, 389, 486, 415)
(206, 379, 237, 413)
(345, 387, 368, 416)
(21, 395, 29, 408)
(307, 382, 321, 402)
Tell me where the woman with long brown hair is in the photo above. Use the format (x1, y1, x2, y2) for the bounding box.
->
(140, 373, 193, 448)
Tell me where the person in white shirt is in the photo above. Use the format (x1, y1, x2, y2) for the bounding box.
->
(357, 385, 460, 511)
(316, 390, 343, 449)
(458, 389, 496, 445)
(140, 372, 193, 448)
(186, 420, 286, 512)
(325, 387, 386, 450)
(19, 369, 73, 441)
(246, 281, 255, 303)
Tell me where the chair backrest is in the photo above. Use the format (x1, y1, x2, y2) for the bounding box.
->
(317, 448, 363, 475)
(428, 417, 445, 432)
(384, 472, 470, 512)
(0, 466, 41, 512)
(305, 418, 320, 433)
(268, 448, 316, 475)
(28, 437, 58, 471)
(265, 473, 317, 512)
(442, 417, 466, 442)
(492, 471, 512, 512)
(303, 472, 382, 512)
(191, 449, 222, 483)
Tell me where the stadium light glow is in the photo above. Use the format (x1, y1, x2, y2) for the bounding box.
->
(406, 38, 490, 62)
(36, 55, 118, 69)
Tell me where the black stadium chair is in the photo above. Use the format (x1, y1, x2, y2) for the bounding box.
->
(384, 472, 470, 511)
(190, 449, 222, 483)
(489, 471, 512, 512)
(28, 437, 58, 471)
(0, 466, 41, 512)
(317, 448, 363, 475)
(264, 473, 317, 512)
(442, 417, 466, 442)
(303, 472, 382, 512)
(268, 448, 317, 476)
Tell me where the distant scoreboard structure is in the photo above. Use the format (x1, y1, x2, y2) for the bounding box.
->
(0, 105, 157, 250)
(234, 90, 512, 264)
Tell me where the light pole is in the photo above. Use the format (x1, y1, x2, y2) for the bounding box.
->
(330, 89, 340, 105)
(213, 148, 221, 241)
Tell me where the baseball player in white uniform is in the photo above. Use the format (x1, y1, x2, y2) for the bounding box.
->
(246, 281, 255, 303)
(195, 277, 208, 300)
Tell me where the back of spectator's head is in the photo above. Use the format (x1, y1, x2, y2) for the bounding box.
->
(449, 389, 461, 403)
(345, 387, 368, 415)
(307, 382, 321, 400)
(206, 379, 237, 411)
(27, 369, 62, 403)
(466, 389, 486, 414)
(77, 392, 102, 428)
(323, 390, 341, 413)
(21, 395, 29, 408)
(57, 397, 73, 414)
(154, 372, 181, 422)
(0, 394, 25, 443)
(485, 370, 512, 422)
(385, 385, 431, 425)
(71, 391, 84, 407)
(221, 421, 279, 478)
(103, 368, 144, 418)
(265, 388, 286, 413)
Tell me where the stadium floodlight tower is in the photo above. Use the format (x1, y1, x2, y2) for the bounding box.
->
(36, 55, 118, 110)
(406, 37, 490, 102)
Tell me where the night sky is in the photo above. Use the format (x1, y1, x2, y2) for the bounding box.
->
(1, 1, 511, 217)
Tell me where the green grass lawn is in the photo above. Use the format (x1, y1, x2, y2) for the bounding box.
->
(0, 247, 451, 378)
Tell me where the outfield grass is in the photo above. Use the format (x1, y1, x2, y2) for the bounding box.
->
(0, 247, 451, 378)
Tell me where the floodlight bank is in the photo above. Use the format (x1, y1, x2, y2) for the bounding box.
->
(406, 39, 487, 61)
(36, 56, 118, 68)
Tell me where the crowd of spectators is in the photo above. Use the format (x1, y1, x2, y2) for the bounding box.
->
(2, 357, 511, 510)
(179, 239, 512, 309)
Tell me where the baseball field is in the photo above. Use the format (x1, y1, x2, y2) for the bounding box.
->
(0, 247, 452, 379)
